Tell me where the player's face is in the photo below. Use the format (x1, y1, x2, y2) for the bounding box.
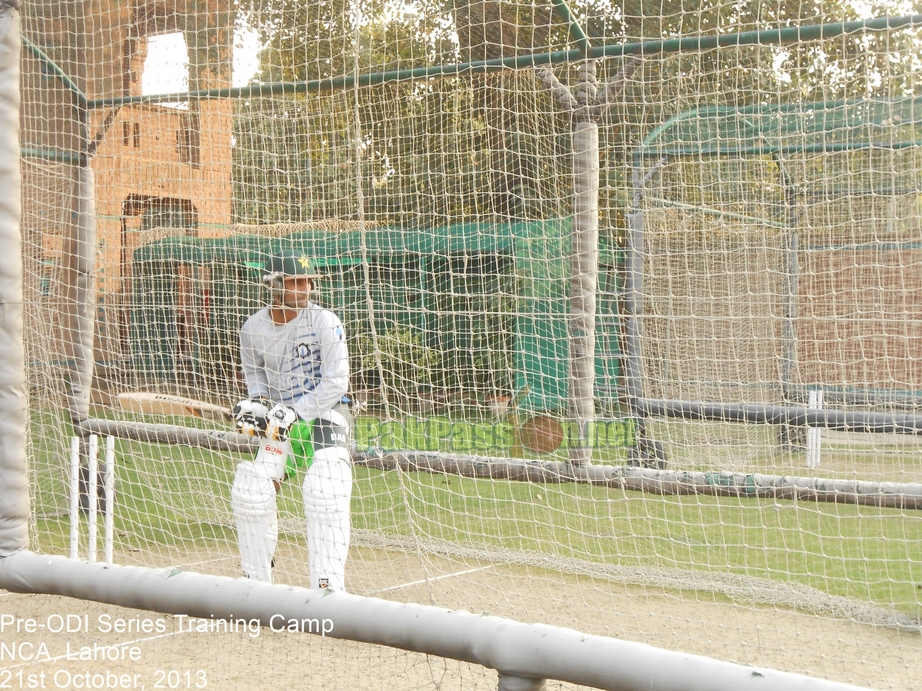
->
(280, 275, 312, 309)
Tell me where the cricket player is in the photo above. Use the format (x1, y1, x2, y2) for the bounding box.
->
(230, 251, 352, 590)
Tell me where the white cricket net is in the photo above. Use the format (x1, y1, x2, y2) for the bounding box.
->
(10, 1, 922, 690)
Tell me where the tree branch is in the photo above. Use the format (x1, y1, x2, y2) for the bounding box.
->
(534, 66, 578, 112)
(593, 55, 643, 112)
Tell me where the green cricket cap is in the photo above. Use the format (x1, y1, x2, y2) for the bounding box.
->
(262, 252, 322, 280)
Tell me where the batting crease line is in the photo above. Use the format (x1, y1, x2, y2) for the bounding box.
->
(367, 565, 494, 594)
(178, 555, 237, 568)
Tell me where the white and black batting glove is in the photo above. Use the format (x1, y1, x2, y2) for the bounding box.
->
(232, 396, 273, 437)
(265, 404, 298, 441)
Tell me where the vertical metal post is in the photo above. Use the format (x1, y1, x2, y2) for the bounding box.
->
(66, 100, 100, 507)
(498, 675, 547, 691)
(0, 1, 27, 557)
(624, 159, 669, 467)
(66, 163, 98, 426)
(568, 60, 599, 467)
(87, 435, 98, 562)
(64, 23, 95, 427)
(779, 162, 804, 450)
(623, 172, 647, 407)
(104, 436, 115, 564)
(780, 228, 799, 401)
(69, 437, 80, 558)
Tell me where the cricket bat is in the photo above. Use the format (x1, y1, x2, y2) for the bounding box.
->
(117, 392, 233, 421)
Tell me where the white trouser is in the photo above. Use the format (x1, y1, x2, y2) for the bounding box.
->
(303, 446, 352, 591)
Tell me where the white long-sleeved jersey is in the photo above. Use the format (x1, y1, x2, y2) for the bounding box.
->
(239, 303, 349, 422)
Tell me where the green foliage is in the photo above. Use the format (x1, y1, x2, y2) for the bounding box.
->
(433, 307, 515, 395)
(428, 254, 516, 395)
(234, 0, 922, 234)
(355, 325, 442, 395)
(232, 0, 570, 227)
(586, 0, 922, 241)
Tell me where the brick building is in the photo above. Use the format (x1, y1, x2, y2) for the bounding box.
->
(21, 1, 234, 392)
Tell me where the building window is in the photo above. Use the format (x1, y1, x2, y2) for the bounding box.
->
(139, 198, 197, 232)
(133, 122, 141, 148)
(141, 32, 189, 106)
(176, 111, 201, 167)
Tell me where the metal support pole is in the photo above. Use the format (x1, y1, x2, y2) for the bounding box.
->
(779, 163, 803, 450)
(568, 60, 600, 467)
(498, 675, 547, 691)
(624, 160, 669, 467)
(0, 1, 27, 557)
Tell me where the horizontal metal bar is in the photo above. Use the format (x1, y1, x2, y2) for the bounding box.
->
(20, 35, 87, 108)
(76, 417, 258, 453)
(85, 15, 922, 109)
(639, 139, 922, 159)
(0, 552, 880, 691)
(86, 49, 581, 108)
(596, 13, 922, 58)
(21, 147, 85, 165)
(643, 196, 788, 228)
(638, 398, 922, 434)
(358, 451, 922, 511)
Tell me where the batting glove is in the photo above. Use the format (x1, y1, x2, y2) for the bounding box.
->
(232, 396, 273, 437)
(265, 404, 299, 441)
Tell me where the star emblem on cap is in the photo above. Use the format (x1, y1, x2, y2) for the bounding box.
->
(298, 256, 312, 269)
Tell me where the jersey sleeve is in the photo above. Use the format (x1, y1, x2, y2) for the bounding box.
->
(239, 316, 270, 399)
(291, 310, 350, 421)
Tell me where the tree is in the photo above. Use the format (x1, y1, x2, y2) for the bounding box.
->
(233, 0, 575, 227)
(232, 0, 921, 229)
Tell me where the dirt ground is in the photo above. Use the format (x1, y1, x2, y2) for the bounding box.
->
(1, 544, 920, 691)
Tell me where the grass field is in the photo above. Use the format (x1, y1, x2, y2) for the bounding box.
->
(25, 406, 922, 624)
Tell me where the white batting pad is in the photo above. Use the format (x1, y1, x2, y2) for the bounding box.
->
(231, 462, 278, 583)
(302, 447, 352, 591)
